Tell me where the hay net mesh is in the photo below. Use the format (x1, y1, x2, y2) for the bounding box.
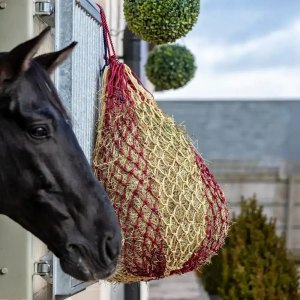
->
(93, 5, 230, 283)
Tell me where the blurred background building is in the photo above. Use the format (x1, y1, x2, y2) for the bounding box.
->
(158, 100, 300, 259)
(0, 0, 299, 299)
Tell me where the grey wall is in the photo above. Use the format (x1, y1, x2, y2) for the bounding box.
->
(157, 101, 300, 165)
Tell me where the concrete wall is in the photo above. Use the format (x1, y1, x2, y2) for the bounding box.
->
(212, 160, 300, 257)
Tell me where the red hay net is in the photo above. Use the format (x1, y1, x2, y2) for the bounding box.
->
(93, 5, 230, 282)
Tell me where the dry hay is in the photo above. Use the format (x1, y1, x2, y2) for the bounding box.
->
(93, 64, 230, 283)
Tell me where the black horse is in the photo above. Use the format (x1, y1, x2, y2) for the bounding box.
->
(0, 28, 121, 281)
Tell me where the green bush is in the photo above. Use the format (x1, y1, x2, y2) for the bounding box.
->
(145, 44, 196, 91)
(200, 198, 300, 300)
(124, 0, 200, 44)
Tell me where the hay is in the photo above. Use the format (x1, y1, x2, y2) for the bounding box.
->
(93, 64, 230, 283)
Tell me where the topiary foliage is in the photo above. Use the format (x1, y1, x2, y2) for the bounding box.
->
(124, 0, 200, 44)
(200, 197, 300, 300)
(145, 44, 196, 91)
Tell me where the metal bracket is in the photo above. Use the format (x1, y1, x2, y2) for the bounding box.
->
(0, 1, 7, 10)
(35, 0, 54, 16)
(34, 252, 53, 284)
(34, 0, 55, 27)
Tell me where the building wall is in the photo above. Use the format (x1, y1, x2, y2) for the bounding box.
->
(213, 160, 300, 256)
(157, 101, 300, 164)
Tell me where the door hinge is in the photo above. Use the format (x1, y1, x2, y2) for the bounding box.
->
(34, 252, 53, 284)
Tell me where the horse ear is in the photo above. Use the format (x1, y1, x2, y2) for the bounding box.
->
(0, 27, 50, 91)
(35, 42, 78, 75)
(7, 27, 51, 76)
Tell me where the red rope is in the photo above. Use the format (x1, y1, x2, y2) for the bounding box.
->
(97, 4, 131, 104)
(97, 4, 116, 60)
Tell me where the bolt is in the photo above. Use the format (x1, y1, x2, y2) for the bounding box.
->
(0, 268, 8, 275)
(0, 2, 7, 9)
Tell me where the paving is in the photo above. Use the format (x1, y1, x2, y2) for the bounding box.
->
(148, 272, 210, 300)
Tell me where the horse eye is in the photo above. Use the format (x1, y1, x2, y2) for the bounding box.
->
(29, 126, 49, 139)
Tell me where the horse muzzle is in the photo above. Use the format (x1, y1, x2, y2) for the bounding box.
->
(60, 235, 120, 281)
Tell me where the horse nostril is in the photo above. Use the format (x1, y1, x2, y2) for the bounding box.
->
(103, 234, 119, 264)
(105, 238, 115, 261)
(67, 244, 82, 257)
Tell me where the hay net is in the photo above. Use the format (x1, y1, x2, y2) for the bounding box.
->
(93, 5, 230, 283)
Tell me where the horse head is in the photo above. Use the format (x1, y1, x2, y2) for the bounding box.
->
(0, 28, 121, 281)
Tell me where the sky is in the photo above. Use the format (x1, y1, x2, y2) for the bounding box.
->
(155, 0, 300, 100)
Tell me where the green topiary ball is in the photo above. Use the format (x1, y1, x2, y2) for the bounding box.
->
(124, 0, 200, 44)
(145, 44, 196, 91)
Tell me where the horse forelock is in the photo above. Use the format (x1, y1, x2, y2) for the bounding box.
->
(26, 61, 71, 123)
(0, 53, 71, 124)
